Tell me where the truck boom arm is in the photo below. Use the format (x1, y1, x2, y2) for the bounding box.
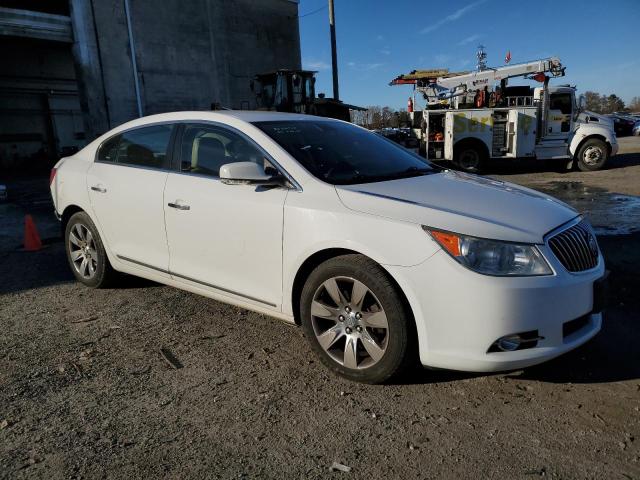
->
(435, 57, 564, 91)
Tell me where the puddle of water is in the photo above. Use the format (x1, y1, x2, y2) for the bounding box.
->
(536, 181, 640, 235)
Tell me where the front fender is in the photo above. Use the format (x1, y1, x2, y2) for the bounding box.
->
(570, 125, 617, 157)
(281, 189, 440, 316)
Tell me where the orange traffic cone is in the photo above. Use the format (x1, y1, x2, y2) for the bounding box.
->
(24, 214, 43, 251)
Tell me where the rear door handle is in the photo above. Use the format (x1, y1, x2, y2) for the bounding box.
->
(168, 201, 190, 211)
(91, 185, 107, 193)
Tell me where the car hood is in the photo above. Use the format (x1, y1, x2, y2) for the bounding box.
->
(335, 171, 578, 244)
(579, 111, 614, 128)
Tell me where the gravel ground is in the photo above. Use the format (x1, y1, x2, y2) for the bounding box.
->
(1, 137, 639, 479)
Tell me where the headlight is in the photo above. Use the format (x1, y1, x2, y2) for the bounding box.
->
(423, 227, 552, 276)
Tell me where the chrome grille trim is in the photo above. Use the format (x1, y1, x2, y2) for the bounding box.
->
(548, 220, 599, 272)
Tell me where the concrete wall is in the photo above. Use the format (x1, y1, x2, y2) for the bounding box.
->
(71, 0, 301, 140)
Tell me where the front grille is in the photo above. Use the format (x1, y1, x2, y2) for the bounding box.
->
(548, 221, 599, 272)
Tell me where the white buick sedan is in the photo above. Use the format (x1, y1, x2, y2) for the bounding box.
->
(50, 111, 607, 383)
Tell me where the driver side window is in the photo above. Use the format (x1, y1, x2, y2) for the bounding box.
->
(179, 124, 273, 177)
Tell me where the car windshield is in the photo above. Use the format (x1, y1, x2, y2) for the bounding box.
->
(253, 120, 436, 185)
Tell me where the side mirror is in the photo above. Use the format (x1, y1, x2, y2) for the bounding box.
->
(219, 161, 285, 186)
(578, 94, 586, 112)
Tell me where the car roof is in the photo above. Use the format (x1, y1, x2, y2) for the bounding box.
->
(87, 110, 342, 152)
(129, 110, 330, 124)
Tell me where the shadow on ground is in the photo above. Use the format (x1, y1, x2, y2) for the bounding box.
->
(0, 242, 160, 295)
(434, 152, 640, 175)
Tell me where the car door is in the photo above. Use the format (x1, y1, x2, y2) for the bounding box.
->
(87, 124, 174, 274)
(163, 123, 288, 309)
(545, 92, 573, 141)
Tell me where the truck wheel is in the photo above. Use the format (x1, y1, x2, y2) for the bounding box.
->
(576, 138, 609, 172)
(453, 143, 486, 173)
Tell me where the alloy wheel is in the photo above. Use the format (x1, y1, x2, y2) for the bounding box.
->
(68, 223, 98, 279)
(310, 276, 389, 370)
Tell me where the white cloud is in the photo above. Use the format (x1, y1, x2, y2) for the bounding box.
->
(303, 60, 330, 71)
(458, 34, 481, 46)
(421, 0, 487, 34)
(380, 47, 391, 55)
(347, 61, 384, 71)
(376, 35, 384, 41)
(617, 60, 638, 70)
(434, 54, 451, 64)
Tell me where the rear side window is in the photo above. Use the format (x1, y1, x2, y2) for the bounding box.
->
(97, 135, 121, 162)
(117, 125, 173, 169)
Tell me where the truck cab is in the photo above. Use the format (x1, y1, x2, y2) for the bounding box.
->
(535, 86, 618, 170)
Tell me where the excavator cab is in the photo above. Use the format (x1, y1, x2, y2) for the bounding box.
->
(251, 70, 316, 114)
(251, 69, 360, 121)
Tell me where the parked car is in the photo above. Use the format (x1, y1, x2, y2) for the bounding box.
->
(633, 122, 640, 136)
(375, 127, 419, 149)
(607, 114, 637, 136)
(50, 112, 607, 383)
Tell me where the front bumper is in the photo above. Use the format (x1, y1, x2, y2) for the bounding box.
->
(386, 244, 605, 373)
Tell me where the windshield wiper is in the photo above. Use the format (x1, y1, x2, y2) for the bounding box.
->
(384, 166, 433, 180)
(337, 167, 433, 185)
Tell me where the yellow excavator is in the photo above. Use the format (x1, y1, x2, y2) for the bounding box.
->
(251, 69, 363, 121)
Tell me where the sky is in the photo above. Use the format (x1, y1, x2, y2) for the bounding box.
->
(298, 0, 640, 110)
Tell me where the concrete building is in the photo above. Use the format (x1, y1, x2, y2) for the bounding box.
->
(0, 0, 301, 171)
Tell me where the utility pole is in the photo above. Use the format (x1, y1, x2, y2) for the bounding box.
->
(328, 0, 339, 100)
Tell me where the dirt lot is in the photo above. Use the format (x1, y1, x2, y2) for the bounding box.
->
(1, 137, 639, 479)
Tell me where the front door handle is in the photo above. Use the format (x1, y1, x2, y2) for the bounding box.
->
(168, 201, 190, 211)
(91, 185, 107, 193)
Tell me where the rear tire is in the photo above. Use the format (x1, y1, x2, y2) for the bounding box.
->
(453, 142, 487, 173)
(576, 138, 609, 172)
(65, 211, 117, 288)
(300, 254, 417, 384)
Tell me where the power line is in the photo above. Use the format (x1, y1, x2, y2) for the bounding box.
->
(298, 4, 327, 18)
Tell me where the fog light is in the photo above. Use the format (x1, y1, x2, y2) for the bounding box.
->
(488, 330, 542, 353)
(497, 335, 522, 352)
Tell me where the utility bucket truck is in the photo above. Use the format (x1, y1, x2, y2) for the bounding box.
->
(390, 53, 617, 172)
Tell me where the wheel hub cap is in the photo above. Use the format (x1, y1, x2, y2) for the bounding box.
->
(584, 146, 603, 165)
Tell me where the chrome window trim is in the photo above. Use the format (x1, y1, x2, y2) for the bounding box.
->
(94, 119, 302, 191)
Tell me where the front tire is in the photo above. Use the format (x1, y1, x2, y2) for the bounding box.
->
(576, 138, 609, 172)
(300, 254, 417, 384)
(65, 211, 116, 288)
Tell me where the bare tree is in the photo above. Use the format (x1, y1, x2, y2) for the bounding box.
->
(584, 91, 601, 112)
(628, 96, 640, 112)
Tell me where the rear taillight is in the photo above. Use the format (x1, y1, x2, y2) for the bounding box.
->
(50, 167, 57, 186)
